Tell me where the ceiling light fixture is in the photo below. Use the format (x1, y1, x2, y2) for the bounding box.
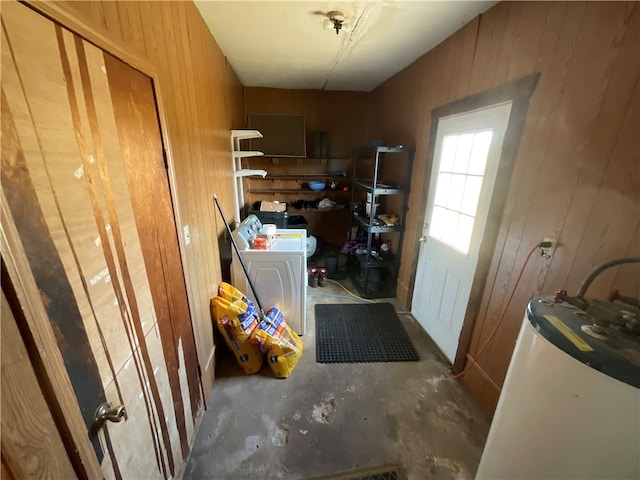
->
(324, 10, 347, 35)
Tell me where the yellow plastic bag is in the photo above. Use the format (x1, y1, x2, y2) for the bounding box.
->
(213, 295, 260, 342)
(218, 282, 249, 304)
(251, 305, 303, 378)
(211, 297, 263, 375)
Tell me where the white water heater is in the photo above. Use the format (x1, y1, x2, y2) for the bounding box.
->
(477, 295, 640, 479)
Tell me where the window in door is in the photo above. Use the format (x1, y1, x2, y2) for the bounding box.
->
(429, 130, 494, 255)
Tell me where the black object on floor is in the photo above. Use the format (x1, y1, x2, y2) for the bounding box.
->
(306, 463, 406, 480)
(315, 303, 419, 363)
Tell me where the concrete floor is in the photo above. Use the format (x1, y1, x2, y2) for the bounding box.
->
(184, 279, 490, 480)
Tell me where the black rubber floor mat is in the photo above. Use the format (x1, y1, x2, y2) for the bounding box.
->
(315, 303, 419, 363)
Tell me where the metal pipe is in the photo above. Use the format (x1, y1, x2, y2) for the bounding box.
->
(575, 257, 640, 299)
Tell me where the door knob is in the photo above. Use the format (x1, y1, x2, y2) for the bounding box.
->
(419, 236, 427, 243)
(93, 402, 126, 431)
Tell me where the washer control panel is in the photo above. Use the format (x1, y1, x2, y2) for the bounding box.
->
(233, 214, 263, 250)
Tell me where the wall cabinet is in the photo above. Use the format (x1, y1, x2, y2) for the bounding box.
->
(348, 146, 414, 298)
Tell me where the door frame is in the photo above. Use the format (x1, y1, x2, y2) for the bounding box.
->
(408, 74, 540, 372)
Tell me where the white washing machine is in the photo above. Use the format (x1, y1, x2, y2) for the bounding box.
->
(477, 295, 640, 479)
(231, 215, 307, 335)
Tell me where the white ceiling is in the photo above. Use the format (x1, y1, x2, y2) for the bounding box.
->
(194, 1, 496, 92)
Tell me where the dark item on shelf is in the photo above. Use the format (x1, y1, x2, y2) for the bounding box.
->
(249, 201, 288, 228)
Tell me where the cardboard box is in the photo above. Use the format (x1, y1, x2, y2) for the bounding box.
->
(260, 201, 286, 213)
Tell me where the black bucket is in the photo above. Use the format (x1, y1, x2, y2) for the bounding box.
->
(325, 252, 338, 274)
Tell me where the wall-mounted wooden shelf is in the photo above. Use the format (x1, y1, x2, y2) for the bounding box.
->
(247, 188, 348, 194)
(262, 172, 347, 179)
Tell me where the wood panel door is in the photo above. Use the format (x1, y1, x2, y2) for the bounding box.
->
(1, 3, 201, 478)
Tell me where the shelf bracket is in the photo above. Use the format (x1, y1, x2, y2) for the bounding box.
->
(234, 169, 267, 178)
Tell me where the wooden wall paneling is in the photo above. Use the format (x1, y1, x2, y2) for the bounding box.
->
(453, 19, 480, 102)
(490, 2, 522, 88)
(504, 3, 551, 83)
(1, 288, 78, 480)
(478, 3, 511, 91)
(157, 1, 221, 403)
(115, 1, 147, 58)
(57, 1, 107, 32)
(466, 1, 586, 361)
(557, 4, 639, 291)
(100, 1, 122, 44)
(446, 19, 473, 103)
(428, 37, 453, 110)
(245, 88, 294, 116)
(465, 4, 502, 95)
(139, 1, 161, 64)
(564, 82, 639, 295)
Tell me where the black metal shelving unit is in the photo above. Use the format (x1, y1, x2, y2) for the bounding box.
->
(347, 145, 414, 298)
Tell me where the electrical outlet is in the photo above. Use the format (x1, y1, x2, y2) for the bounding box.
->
(541, 237, 557, 258)
(183, 225, 191, 245)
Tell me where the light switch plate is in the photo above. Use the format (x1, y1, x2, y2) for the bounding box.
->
(183, 225, 191, 245)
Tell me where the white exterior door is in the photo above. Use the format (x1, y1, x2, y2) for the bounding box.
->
(412, 102, 512, 362)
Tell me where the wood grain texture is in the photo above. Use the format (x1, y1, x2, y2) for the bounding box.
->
(1, 196, 103, 479)
(31, 0, 247, 407)
(1, 289, 78, 480)
(105, 51, 200, 460)
(368, 1, 640, 415)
